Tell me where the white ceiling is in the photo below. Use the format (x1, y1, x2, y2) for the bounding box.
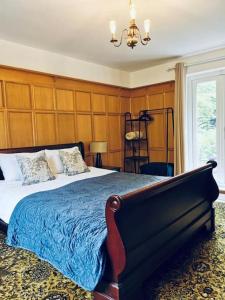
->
(0, 0, 225, 72)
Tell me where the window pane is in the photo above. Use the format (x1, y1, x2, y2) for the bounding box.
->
(196, 80, 217, 165)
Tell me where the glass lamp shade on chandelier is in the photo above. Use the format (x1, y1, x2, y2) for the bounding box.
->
(109, 0, 151, 49)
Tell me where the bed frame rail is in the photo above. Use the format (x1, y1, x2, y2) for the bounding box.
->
(95, 161, 219, 300)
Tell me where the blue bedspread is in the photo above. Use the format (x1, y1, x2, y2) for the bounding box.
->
(6, 172, 164, 291)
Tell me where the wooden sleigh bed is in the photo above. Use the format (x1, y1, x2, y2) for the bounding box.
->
(0, 142, 219, 300)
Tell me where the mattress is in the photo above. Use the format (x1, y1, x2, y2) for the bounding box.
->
(0, 167, 114, 223)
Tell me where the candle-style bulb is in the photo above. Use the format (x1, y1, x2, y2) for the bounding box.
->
(144, 19, 151, 34)
(109, 20, 117, 35)
(129, 2, 136, 20)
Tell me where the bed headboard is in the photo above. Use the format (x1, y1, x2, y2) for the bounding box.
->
(0, 141, 85, 180)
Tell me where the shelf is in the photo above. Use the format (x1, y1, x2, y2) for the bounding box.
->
(125, 118, 150, 122)
(125, 156, 149, 161)
(125, 138, 147, 142)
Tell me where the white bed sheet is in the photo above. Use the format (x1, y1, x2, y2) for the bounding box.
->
(0, 167, 114, 223)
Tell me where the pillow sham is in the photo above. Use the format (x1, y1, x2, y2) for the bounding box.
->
(16, 155, 55, 185)
(45, 149, 64, 174)
(45, 147, 79, 174)
(59, 149, 89, 176)
(0, 154, 23, 181)
(0, 151, 44, 181)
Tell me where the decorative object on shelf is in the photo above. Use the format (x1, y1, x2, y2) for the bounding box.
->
(109, 0, 151, 49)
(90, 141, 107, 168)
(125, 131, 144, 140)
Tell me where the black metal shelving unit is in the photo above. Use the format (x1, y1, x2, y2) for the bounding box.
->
(124, 111, 151, 173)
(124, 108, 174, 174)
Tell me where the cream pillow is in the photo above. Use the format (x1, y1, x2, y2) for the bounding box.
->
(16, 154, 55, 185)
(45, 146, 80, 174)
(59, 149, 89, 176)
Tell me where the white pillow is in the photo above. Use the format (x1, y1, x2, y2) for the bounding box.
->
(45, 146, 79, 174)
(0, 151, 44, 181)
(45, 149, 64, 174)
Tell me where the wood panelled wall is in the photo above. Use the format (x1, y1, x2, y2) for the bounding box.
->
(0, 66, 130, 167)
(0, 66, 174, 168)
(130, 81, 175, 164)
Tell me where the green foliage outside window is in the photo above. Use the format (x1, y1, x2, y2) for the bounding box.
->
(196, 81, 216, 164)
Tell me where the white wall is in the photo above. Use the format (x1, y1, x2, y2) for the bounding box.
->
(0, 39, 130, 88)
(0, 39, 225, 88)
(130, 48, 225, 88)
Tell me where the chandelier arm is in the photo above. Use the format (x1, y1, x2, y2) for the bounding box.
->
(113, 29, 128, 47)
(138, 30, 149, 46)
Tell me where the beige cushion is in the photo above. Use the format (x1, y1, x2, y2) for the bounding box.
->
(16, 154, 55, 185)
(59, 149, 89, 176)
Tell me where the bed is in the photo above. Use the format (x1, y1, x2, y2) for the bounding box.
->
(0, 142, 219, 300)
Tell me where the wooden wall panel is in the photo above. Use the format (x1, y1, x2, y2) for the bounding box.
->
(76, 91, 91, 112)
(108, 96, 120, 113)
(150, 150, 165, 162)
(93, 115, 107, 141)
(35, 113, 56, 145)
(0, 112, 7, 148)
(57, 113, 75, 144)
(56, 89, 74, 111)
(121, 97, 130, 114)
(130, 81, 175, 166)
(108, 115, 121, 151)
(0, 65, 175, 170)
(92, 94, 106, 113)
(169, 150, 174, 163)
(0, 82, 3, 108)
(76, 114, 92, 152)
(34, 86, 55, 110)
(8, 112, 33, 147)
(108, 151, 122, 167)
(6, 82, 31, 109)
(149, 113, 165, 148)
(131, 96, 146, 116)
(148, 93, 164, 110)
(164, 90, 175, 108)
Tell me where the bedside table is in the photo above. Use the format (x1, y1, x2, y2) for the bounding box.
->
(102, 165, 121, 172)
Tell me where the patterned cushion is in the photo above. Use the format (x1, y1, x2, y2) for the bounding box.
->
(59, 149, 89, 176)
(16, 155, 55, 185)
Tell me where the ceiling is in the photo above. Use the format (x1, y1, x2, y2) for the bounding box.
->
(0, 0, 225, 72)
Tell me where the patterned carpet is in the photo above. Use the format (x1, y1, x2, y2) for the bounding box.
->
(0, 202, 225, 300)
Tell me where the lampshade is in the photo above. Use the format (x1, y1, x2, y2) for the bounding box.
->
(90, 141, 107, 153)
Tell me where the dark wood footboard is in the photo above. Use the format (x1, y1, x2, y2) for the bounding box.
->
(0, 218, 8, 234)
(94, 161, 219, 300)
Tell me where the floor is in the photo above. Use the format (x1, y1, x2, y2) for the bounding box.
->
(0, 201, 225, 300)
(218, 193, 225, 202)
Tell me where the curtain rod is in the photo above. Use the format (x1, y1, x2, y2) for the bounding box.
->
(167, 55, 225, 72)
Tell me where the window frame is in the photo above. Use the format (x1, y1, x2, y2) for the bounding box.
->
(186, 68, 225, 186)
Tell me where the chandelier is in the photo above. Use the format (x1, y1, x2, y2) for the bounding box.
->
(109, 0, 151, 49)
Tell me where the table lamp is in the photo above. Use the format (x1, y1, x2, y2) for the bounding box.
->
(90, 141, 107, 168)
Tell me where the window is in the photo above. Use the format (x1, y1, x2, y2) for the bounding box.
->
(186, 69, 225, 187)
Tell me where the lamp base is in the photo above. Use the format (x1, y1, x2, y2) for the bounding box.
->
(95, 153, 102, 168)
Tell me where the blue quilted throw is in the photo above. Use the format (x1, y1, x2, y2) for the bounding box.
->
(7, 172, 164, 291)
